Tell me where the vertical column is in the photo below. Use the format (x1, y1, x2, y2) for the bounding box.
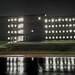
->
(53, 57, 56, 71)
(67, 57, 70, 71)
(60, 57, 63, 71)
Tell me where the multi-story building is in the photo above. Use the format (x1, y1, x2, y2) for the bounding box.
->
(0, 14, 75, 42)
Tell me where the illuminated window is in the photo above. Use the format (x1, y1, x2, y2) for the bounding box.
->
(8, 37, 10, 40)
(72, 18, 75, 21)
(18, 30, 24, 34)
(51, 18, 54, 22)
(59, 36, 61, 39)
(49, 36, 51, 39)
(56, 36, 58, 39)
(11, 31, 13, 33)
(66, 36, 69, 39)
(74, 36, 75, 38)
(62, 19, 64, 21)
(48, 20, 50, 22)
(31, 30, 34, 33)
(55, 25, 58, 27)
(52, 25, 54, 28)
(49, 31, 51, 33)
(65, 18, 68, 21)
(8, 25, 10, 28)
(58, 18, 61, 22)
(14, 18, 17, 21)
(59, 24, 61, 27)
(8, 31, 10, 34)
(11, 37, 13, 39)
(14, 37, 17, 40)
(14, 31, 17, 34)
(8, 19, 10, 22)
(38, 17, 41, 20)
(66, 24, 68, 27)
(56, 30, 58, 33)
(73, 24, 75, 27)
(63, 30, 65, 33)
(52, 30, 54, 33)
(49, 25, 51, 28)
(70, 36, 72, 39)
(69, 24, 72, 27)
(69, 29, 72, 33)
(45, 36, 48, 39)
(69, 18, 71, 21)
(11, 24, 13, 27)
(63, 36, 65, 39)
(52, 36, 55, 39)
(74, 30, 75, 32)
(45, 30, 48, 33)
(62, 24, 65, 27)
(45, 14, 47, 17)
(45, 25, 48, 28)
(55, 19, 57, 22)
(11, 18, 13, 21)
(18, 24, 24, 28)
(14, 24, 17, 27)
(59, 30, 61, 33)
(66, 30, 68, 33)
(18, 17, 24, 22)
(44, 19, 48, 23)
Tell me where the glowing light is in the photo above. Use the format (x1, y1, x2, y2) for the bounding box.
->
(18, 24, 24, 28)
(70, 36, 72, 39)
(56, 36, 58, 39)
(11, 31, 13, 33)
(66, 30, 68, 33)
(69, 18, 72, 21)
(65, 18, 68, 21)
(55, 25, 58, 27)
(8, 25, 10, 28)
(14, 24, 17, 27)
(73, 24, 75, 26)
(49, 25, 51, 27)
(44, 19, 48, 23)
(69, 24, 72, 27)
(11, 24, 13, 27)
(72, 18, 75, 21)
(51, 18, 54, 22)
(48, 20, 50, 22)
(59, 30, 61, 33)
(62, 19, 64, 21)
(45, 30, 48, 33)
(45, 36, 48, 39)
(73, 30, 75, 32)
(69, 29, 72, 33)
(63, 30, 65, 33)
(8, 31, 10, 34)
(14, 18, 17, 21)
(49, 31, 51, 33)
(11, 18, 13, 21)
(52, 25, 54, 28)
(58, 18, 61, 22)
(52, 30, 54, 33)
(59, 24, 61, 27)
(59, 36, 61, 39)
(14, 37, 17, 40)
(66, 36, 69, 39)
(8, 19, 10, 22)
(56, 30, 58, 33)
(18, 17, 24, 22)
(45, 14, 47, 16)
(49, 36, 51, 39)
(74, 36, 75, 38)
(45, 25, 48, 28)
(8, 37, 10, 40)
(66, 24, 68, 27)
(62, 24, 65, 27)
(52, 36, 55, 39)
(18, 30, 24, 34)
(38, 17, 41, 20)
(55, 19, 57, 22)
(63, 36, 65, 39)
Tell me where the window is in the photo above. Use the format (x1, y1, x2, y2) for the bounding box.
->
(18, 17, 24, 22)
(14, 24, 17, 27)
(14, 18, 17, 21)
(14, 31, 17, 34)
(18, 30, 24, 34)
(55, 19, 57, 22)
(45, 25, 48, 28)
(69, 18, 71, 21)
(52, 25, 54, 28)
(18, 24, 24, 28)
(11, 18, 14, 21)
(8, 31, 10, 34)
(44, 19, 48, 23)
(45, 30, 48, 33)
(65, 18, 68, 21)
(45, 36, 48, 39)
(8, 19, 10, 22)
(8, 37, 10, 40)
(38, 17, 41, 20)
(58, 18, 61, 22)
(52, 30, 54, 33)
(11, 31, 13, 33)
(8, 25, 10, 28)
(31, 30, 34, 33)
(51, 19, 54, 22)
(11, 24, 13, 27)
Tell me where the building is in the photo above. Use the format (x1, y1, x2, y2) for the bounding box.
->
(0, 14, 75, 42)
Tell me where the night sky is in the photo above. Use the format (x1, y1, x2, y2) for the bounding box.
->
(0, 0, 75, 16)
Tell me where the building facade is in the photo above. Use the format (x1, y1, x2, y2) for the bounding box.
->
(0, 14, 75, 42)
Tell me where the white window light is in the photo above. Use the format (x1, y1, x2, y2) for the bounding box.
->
(18, 17, 24, 22)
(8, 37, 10, 40)
(8, 19, 10, 22)
(63, 30, 65, 33)
(11, 18, 14, 21)
(62, 24, 65, 27)
(45, 36, 48, 39)
(11, 31, 13, 33)
(66, 36, 69, 39)
(18, 23, 24, 28)
(66, 30, 68, 33)
(52, 30, 54, 33)
(65, 18, 68, 21)
(58, 18, 61, 22)
(59, 24, 61, 27)
(55, 25, 58, 27)
(72, 18, 75, 21)
(11, 24, 13, 27)
(52, 25, 54, 28)
(66, 24, 68, 27)
(14, 31, 17, 34)
(45, 30, 48, 33)
(73, 24, 75, 27)
(14, 18, 17, 21)
(62, 19, 64, 21)
(14, 24, 17, 27)
(56, 30, 58, 33)
(31, 30, 34, 33)
(18, 30, 24, 34)
(56, 36, 58, 39)
(74, 36, 75, 38)
(59, 36, 61, 39)
(69, 24, 72, 27)
(59, 30, 61, 33)
(8, 31, 10, 34)
(49, 36, 51, 39)
(55, 19, 57, 22)
(69, 18, 72, 21)
(49, 25, 51, 28)
(69, 29, 72, 33)
(70, 36, 72, 39)
(45, 14, 47, 17)
(49, 31, 51, 33)
(45, 25, 48, 28)
(73, 30, 75, 32)
(8, 25, 10, 28)
(51, 18, 54, 22)
(52, 36, 55, 39)
(44, 19, 48, 23)
(38, 17, 41, 20)
(48, 20, 50, 22)
(14, 37, 17, 40)
(11, 37, 13, 39)
(63, 36, 65, 39)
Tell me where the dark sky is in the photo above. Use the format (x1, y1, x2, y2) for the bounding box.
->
(0, 0, 75, 16)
